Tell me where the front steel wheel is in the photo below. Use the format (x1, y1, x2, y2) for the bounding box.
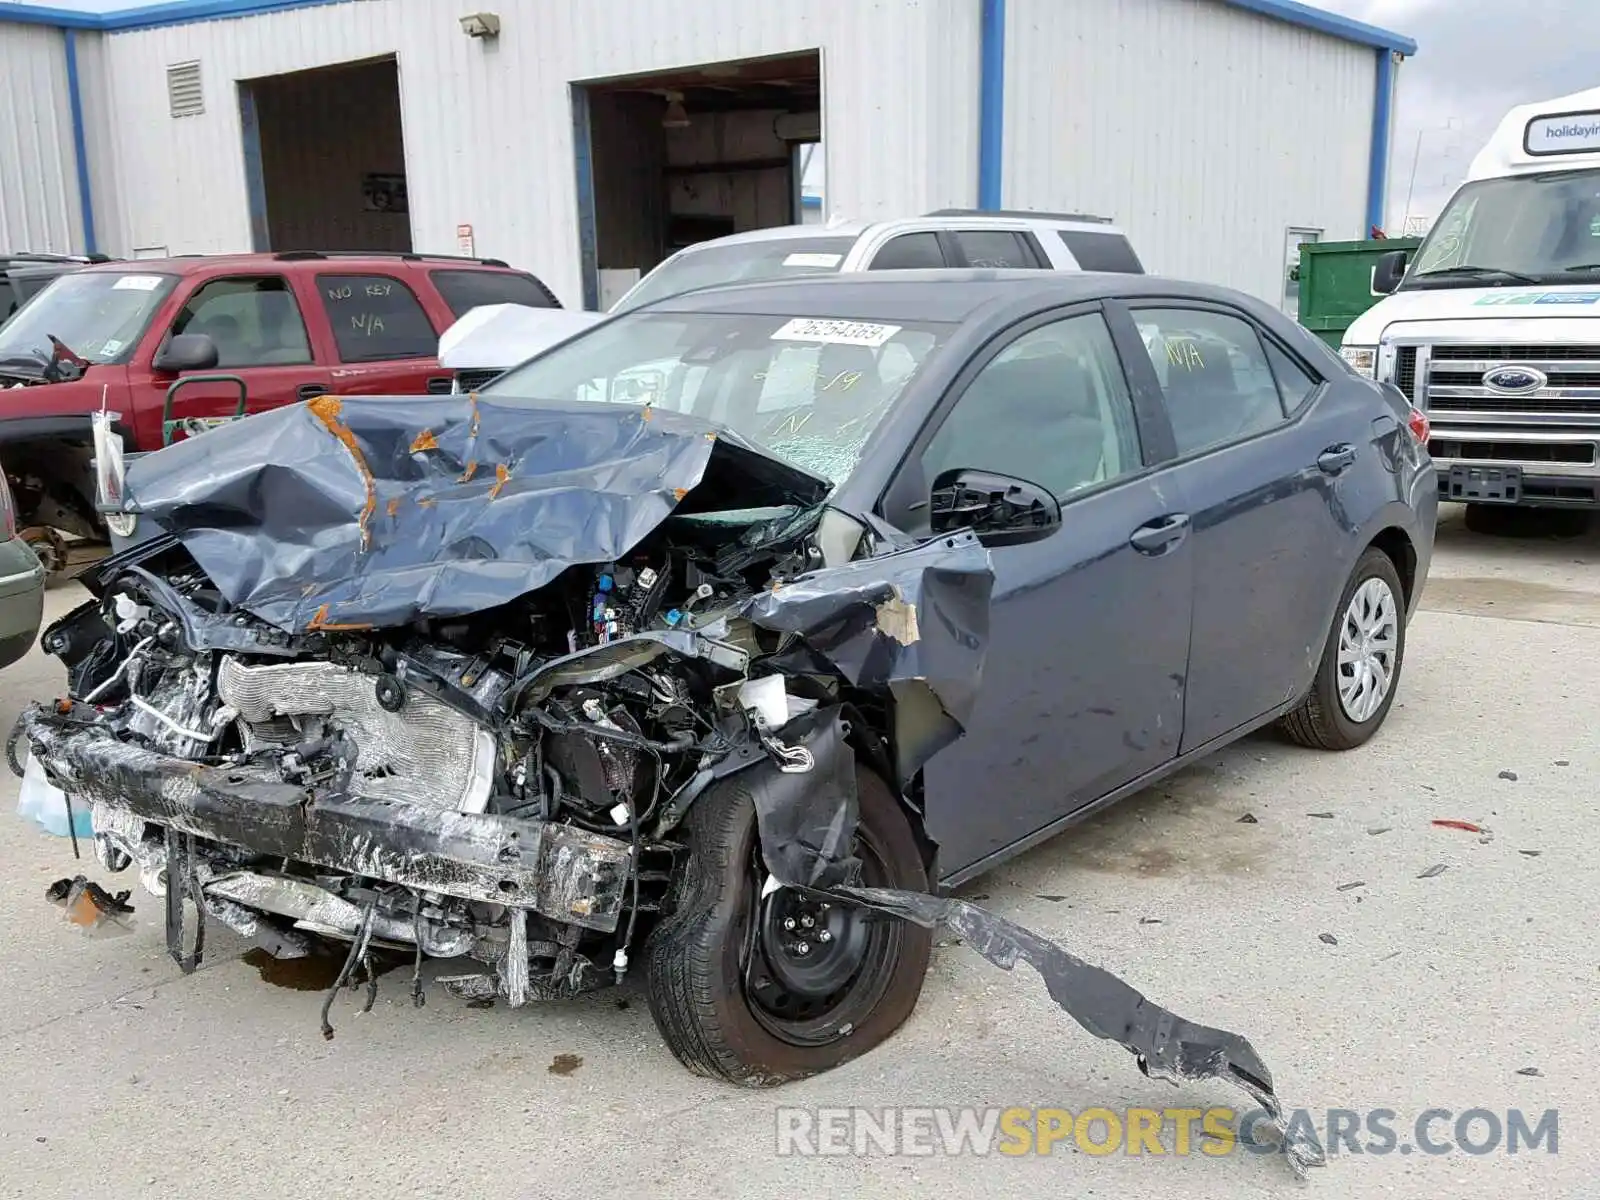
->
(644, 762, 931, 1084)
(1281, 546, 1408, 751)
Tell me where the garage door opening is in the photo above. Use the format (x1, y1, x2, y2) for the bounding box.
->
(240, 56, 411, 253)
(573, 51, 822, 309)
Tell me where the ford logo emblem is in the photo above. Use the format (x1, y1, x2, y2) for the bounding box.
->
(1482, 365, 1547, 394)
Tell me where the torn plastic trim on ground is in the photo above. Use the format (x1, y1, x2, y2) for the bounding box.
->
(115, 395, 831, 633)
(831, 886, 1327, 1178)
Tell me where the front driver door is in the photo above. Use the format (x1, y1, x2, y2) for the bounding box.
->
(879, 307, 1194, 880)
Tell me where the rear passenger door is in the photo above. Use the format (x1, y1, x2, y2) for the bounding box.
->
(1108, 300, 1347, 749)
(877, 306, 1193, 878)
(310, 271, 453, 395)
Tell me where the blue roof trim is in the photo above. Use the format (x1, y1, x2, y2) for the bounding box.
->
(3, 0, 1416, 52)
(1219, 0, 1416, 55)
(0, 0, 348, 32)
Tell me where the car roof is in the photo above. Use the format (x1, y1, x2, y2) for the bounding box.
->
(665, 210, 1128, 255)
(645, 268, 1253, 323)
(670, 224, 874, 249)
(77, 252, 526, 276)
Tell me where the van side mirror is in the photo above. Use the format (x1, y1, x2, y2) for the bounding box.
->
(1372, 249, 1408, 295)
(152, 332, 219, 373)
(929, 468, 1062, 547)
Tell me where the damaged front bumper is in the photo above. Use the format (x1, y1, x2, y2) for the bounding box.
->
(21, 707, 634, 933)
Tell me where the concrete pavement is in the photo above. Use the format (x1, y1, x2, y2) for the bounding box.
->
(1, 507, 1594, 1198)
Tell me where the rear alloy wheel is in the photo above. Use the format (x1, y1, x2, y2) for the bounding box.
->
(1281, 546, 1407, 750)
(644, 761, 931, 1084)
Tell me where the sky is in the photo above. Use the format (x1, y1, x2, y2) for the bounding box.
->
(1319, 0, 1600, 229)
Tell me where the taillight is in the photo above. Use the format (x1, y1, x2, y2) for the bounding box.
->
(1407, 407, 1429, 444)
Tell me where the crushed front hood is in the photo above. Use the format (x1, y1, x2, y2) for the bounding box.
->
(117, 395, 832, 633)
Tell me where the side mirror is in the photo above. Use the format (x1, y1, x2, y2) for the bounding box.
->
(929, 468, 1062, 547)
(1372, 249, 1408, 295)
(152, 332, 219, 374)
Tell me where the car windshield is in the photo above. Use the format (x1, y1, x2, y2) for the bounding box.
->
(481, 310, 953, 483)
(615, 236, 857, 312)
(0, 270, 176, 366)
(1405, 168, 1600, 286)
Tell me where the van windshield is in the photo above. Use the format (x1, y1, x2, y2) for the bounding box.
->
(1406, 168, 1600, 287)
(0, 271, 176, 368)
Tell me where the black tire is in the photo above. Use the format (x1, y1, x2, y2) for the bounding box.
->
(1280, 546, 1407, 751)
(644, 761, 932, 1085)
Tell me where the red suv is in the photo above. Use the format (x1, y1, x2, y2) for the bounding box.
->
(0, 251, 559, 575)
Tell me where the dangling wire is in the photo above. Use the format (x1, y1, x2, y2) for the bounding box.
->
(410, 901, 427, 1009)
(320, 900, 376, 1041)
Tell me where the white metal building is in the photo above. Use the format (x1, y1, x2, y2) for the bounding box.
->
(0, 0, 1414, 308)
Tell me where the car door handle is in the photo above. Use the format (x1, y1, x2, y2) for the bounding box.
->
(298, 383, 329, 402)
(426, 375, 454, 395)
(1129, 513, 1191, 554)
(1317, 443, 1358, 474)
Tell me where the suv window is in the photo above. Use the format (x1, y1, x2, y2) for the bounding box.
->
(953, 229, 1037, 268)
(1057, 230, 1144, 273)
(869, 233, 946, 270)
(172, 275, 312, 367)
(1132, 308, 1287, 455)
(922, 313, 1142, 500)
(431, 270, 559, 318)
(317, 274, 437, 362)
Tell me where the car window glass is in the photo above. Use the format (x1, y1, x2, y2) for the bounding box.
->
(1056, 230, 1144, 273)
(483, 312, 954, 485)
(1133, 308, 1287, 455)
(954, 230, 1034, 268)
(430, 270, 558, 318)
(317, 274, 437, 362)
(1264, 339, 1319, 410)
(171, 275, 312, 367)
(868, 233, 945, 270)
(922, 313, 1142, 500)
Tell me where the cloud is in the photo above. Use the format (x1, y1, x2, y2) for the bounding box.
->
(1316, 0, 1600, 226)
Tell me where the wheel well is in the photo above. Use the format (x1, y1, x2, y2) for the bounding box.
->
(1368, 526, 1417, 608)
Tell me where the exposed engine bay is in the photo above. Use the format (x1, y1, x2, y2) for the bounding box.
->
(15, 394, 1325, 1176)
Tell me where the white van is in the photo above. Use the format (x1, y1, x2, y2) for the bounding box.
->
(1343, 86, 1600, 521)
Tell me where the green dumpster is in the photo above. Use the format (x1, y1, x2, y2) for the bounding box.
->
(1295, 237, 1423, 349)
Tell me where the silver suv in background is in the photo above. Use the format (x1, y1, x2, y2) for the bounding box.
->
(611, 209, 1145, 313)
(438, 210, 1146, 389)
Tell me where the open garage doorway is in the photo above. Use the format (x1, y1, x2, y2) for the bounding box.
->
(240, 56, 411, 253)
(573, 51, 822, 309)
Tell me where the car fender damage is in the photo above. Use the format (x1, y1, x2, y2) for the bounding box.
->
(18, 395, 1322, 1176)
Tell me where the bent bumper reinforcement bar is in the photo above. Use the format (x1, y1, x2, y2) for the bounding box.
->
(20, 708, 633, 932)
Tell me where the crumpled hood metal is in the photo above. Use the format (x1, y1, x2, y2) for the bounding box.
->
(116, 395, 831, 633)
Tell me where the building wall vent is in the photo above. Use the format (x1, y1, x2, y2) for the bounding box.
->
(167, 62, 204, 118)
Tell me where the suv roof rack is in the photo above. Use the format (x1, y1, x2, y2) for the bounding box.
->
(1, 251, 93, 264)
(272, 249, 512, 268)
(924, 208, 1115, 225)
